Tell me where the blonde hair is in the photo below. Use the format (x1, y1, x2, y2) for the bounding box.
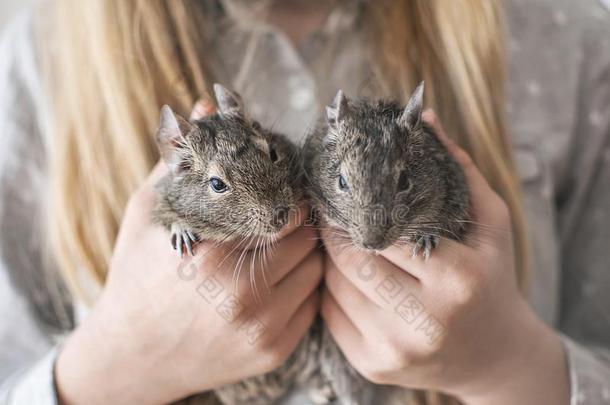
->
(44, 0, 527, 403)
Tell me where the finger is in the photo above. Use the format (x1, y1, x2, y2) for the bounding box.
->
(422, 109, 510, 230)
(380, 239, 465, 283)
(122, 162, 168, 230)
(322, 228, 420, 311)
(320, 289, 365, 368)
(257, 251, 323, 330)
(145, 161, 169, 187)
(163, 205, 312, 292)
(324, 260, 390, 335)
(271, 204, 311, 241)
(192, 222, 319, 296)
(190, 96, 217, 120)
(258, 290, 319, 372)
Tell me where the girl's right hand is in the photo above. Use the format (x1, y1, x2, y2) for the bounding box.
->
(55, 108, 321, 405)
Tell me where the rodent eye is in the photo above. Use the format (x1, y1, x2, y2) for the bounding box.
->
(209, 177, 228, 193)
(269, 144, 278, 163)
(252, 121, 262, 131)
(397, 170, 411, 192)
(338, 174, 349, 191)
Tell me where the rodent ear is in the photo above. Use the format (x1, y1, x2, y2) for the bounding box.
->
(398, 81, 424, 131)
(213, 83, 245, 118)
(251, 136, 271, 157)
(156, 105, 194, 175)
(326, 90, 349, 128)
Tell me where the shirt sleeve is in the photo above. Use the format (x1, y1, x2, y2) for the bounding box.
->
(555, 5, 610, 404)
(0, 349, 60, 405)
(562, 337, 610, 404)
(0, 9, 68, 405)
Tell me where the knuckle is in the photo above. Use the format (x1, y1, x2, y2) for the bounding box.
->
(418, 330, 448, 358)
(127, 186, 155, 212)
(361, 370, 387, 385)
(258, 344, 290, 373)
(384, 341, 412, 371)
(358, 357, 395, 385)
(451, 274, 477, 307)
(358, 361, 388, 385)
(357, 340, 407, 384)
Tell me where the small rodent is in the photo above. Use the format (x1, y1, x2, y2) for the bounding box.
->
(303, 82, 469, 403)
(153, 82, 470, 405)
(304, 81, 469, 257)
(153, 84, 312, 405)
(153, 84, 302, 256)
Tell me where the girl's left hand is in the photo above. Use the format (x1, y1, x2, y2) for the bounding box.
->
(320, 111, 570, 405)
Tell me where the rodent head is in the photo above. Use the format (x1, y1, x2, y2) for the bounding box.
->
(311, 82, 444, 251)
(156, 84, 301, 241)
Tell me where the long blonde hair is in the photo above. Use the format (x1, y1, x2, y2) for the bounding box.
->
(43, 1, 527, 403)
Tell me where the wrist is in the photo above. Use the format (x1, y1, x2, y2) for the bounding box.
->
(455, 303, 570, 405)
(55, 301, 181, 405)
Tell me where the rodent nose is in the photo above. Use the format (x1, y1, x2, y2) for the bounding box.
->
(362, 241, 385, 250)
(271, 206, 289, 230)
(361, 235, 387, 251)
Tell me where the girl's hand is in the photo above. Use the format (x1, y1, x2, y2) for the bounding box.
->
(55, 100, 322, 405)
(321, 111, 570, 405)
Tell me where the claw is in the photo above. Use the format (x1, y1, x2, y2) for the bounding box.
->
(176, 231, 183, 258)
(171, 233, 178, 251)
(170, 223, 198, 257)
(184, 234, 193, 257)
(187, 229, 197, 243)
(411, 235, 438, 260)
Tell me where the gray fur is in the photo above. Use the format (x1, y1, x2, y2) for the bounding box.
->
(153, 82, 469, 405)
(304, 81, 469, 253)
(153, 85, 312, 404)
(302, 82, 469, 404)
(153, 84, 302, 248)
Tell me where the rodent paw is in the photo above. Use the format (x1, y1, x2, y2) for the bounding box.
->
(170, 223, 198, 257)
(411, 235, 438, 260)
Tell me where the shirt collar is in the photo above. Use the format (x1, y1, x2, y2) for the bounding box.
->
(218, 0, 362, 37)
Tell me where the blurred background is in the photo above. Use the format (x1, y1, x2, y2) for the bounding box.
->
(0, 0, 33, 31)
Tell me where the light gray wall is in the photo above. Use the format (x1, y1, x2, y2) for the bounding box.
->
(0, 0, 34, 31)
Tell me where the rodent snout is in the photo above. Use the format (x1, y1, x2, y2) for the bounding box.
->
(249, 204, 292, 235)
(270, 206, 289, 230)
(359, 234, 388, 251)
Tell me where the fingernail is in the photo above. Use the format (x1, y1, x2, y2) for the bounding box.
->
(190, 96, 217, 120)
(422, 108, 436, 121)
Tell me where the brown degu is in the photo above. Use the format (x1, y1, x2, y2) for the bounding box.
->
(304, 82, 469, 257)
(302, 82, 470, 404)
(153, 84, 317, 405)
(153, 84, 302, 256)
